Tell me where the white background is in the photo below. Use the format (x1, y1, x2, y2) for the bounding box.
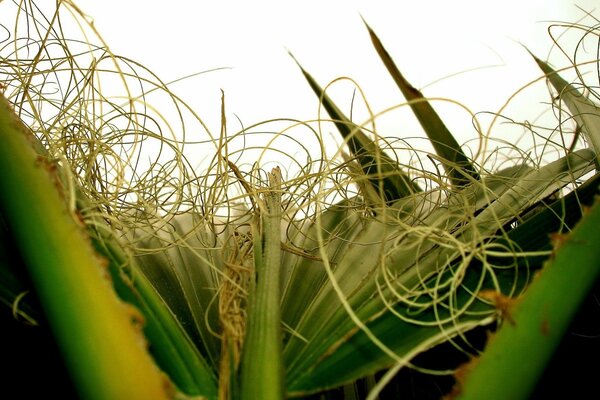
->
(1, 0, 597, 166)
(70, 1, 597, 136)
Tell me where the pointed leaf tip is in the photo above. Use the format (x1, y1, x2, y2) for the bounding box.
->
(531, 52, 600, 161)
(365, 24, 480, 187)
(292, 55, 422, 201)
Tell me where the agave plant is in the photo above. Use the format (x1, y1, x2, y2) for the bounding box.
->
(1, 2, 599, 399)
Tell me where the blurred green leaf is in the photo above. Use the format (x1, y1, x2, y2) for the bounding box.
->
(0, 93, 172, 400)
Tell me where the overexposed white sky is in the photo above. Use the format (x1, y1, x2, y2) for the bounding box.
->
(1, 0, 598, 171)
(71, 0, 597, 137)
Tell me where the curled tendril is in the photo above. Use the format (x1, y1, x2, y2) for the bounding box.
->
(1, 1, 598, 385)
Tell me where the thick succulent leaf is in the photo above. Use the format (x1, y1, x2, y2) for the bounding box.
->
(283, 208, 399, 370)
(390, 163, 533, 224)
(487, 170, 600, 259)
(364, 21, 480, 187)
(0, 94, 172, 400)
(532, 54, 600, 160)
(388, 149, 595, 289)
(456, 184, 600, 400)
(291, 54, 422, 203)
(9, 117, 217, 399)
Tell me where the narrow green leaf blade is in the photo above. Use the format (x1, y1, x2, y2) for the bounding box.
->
(240, 168, 286, 400)
(532, 54, 600, 160)
(291, 53, 422, 202)
(364, 20, 480, 187)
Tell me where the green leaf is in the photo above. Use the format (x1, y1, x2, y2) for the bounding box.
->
(0, 94, 171, 399)
(280, 198, 365, 334)
(239, 167, 286, 400)
(455, 186, 600, 400)
(363, 20, 480, 187)
(25, 119, 220, 398)
(91, 225, 218, 399)
(287, 267, 500, 395)
(390, 148, 594, 289)
(133, 215, 223, 369)
(291, 53, 422, 203)
(283, 151, 594, 393)
(531, 54, 600, 161)
(287, 170, 600, 394)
